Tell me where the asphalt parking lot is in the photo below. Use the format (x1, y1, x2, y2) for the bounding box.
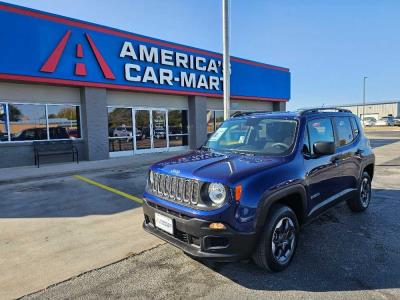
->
(1, 130, 400, 299)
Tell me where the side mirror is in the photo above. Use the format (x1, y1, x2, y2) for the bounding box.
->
(313, 141, 335, 156)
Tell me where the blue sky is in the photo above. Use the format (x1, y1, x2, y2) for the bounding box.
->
(5, 0, 400, 109)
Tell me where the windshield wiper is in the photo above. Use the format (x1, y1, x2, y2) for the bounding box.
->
(228, 149, 255, 156)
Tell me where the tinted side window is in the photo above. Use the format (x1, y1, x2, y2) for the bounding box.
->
(350, 117, 359, 138)
(335, 117, 353, 146)
(307, 118, 334, 155)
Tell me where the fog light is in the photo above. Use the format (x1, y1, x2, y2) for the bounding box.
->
(209, 222, 226, 230)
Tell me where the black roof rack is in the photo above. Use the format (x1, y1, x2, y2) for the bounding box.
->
(231, 111, 278, 118)
(299, 107, 352, 116)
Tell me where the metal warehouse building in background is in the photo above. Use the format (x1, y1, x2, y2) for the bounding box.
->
(338, 100, 400, 120)
(0, 3, 290, 168)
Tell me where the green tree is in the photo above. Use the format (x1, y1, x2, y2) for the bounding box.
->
(8, 105, 22, 122)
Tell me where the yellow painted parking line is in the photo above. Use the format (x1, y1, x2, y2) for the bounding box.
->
(73, 175, 143, 204)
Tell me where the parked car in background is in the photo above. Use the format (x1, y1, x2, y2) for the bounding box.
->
(375, 116, 395, 126)
(393, 117, 400, 126)
(66, 128, 80, 139)
(11, 127, 70, 140)
(0, 131, 8, 141)
(113, 126, 133, 138)
(363, 117, 376, 127)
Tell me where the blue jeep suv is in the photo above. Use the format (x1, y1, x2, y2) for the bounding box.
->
(142, 108, 375, 271)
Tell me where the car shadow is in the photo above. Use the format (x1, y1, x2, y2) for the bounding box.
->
(199, 188, 400, 292)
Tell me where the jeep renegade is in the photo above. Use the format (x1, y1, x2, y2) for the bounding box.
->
(142, 108, 375, 271)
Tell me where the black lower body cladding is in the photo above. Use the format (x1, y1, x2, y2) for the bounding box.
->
(142, 199, 257, 262)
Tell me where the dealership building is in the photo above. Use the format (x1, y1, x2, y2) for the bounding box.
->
(0, 2, 290, 168)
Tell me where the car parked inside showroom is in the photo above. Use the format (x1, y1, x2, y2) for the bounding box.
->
(142, 108, 375, 272)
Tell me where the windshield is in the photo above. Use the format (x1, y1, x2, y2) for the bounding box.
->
(205, 117, 298, 156)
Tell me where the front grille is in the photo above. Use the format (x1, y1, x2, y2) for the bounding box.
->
(150, 172, 200, 206)
(146, 200, 191, 219)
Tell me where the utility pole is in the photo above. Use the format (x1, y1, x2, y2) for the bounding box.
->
(363, 76, 368, 125)
(222, 0, 230, 120)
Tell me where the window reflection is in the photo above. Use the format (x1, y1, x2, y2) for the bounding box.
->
(207, 110, 215, 133)
(215, 111, 224, 130)
(168, 110, 188, 146)
(10, 104, 47, 141)
(0, 104, 7, 142)
(108, 107, 133, 152)
(48, 105, 81, 139)
(153, 110, 167, 148)
(136, 110, 151, 150)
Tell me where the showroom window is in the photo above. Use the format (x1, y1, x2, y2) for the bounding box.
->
(207, 110, 243, 135)
(207, 110, 224, 135)
(48, 105, 81, 139)
(10, 104, 47, 141)
(0, 103, 8, 142)
(168, 110, 188, 147)
(0, 103, 82, 142)
(108, 107, 134, 152)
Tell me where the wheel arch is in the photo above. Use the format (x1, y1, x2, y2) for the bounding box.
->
(255, 184, 308, 234)
(363, 163, 374, 179)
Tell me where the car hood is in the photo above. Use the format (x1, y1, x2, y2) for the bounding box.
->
(151, 150, 286, 184)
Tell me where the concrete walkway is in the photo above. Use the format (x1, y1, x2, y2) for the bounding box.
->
(0, 151, 185, 299)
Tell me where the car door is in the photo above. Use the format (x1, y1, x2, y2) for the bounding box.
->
(333, 116, 361, 192)
(303, 117, 342, 213)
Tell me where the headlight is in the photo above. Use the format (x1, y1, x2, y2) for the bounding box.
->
(149, 170, 154, 184)
(208, 183, 226, 205)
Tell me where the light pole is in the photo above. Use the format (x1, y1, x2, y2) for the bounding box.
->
(222, 0, 230, 120)
(362, 76, 367, 125)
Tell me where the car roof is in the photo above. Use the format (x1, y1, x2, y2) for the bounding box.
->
(230, 108, 355, 120)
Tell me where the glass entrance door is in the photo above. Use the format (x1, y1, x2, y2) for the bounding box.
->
(135, 110, 151, 150)
(109, 107, 172, 157)
(152, 110, 167, 149)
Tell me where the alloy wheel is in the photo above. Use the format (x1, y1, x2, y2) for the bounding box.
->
(271, 217, 296, 264)
(360, 177, 371, 207)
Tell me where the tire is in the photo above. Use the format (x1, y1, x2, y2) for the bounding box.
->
(347, 172, 372, 212)
(252, 204, 299, 272)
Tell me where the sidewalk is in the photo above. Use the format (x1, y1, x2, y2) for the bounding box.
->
(0, 151, 185, 185)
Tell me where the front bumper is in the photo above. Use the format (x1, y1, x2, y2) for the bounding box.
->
(142, 199, 257, 262)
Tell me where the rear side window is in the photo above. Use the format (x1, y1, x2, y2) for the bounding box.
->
(334, 117, 354, 146)
(307, 118, 334, 155)
(350, 117, 360, 138)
